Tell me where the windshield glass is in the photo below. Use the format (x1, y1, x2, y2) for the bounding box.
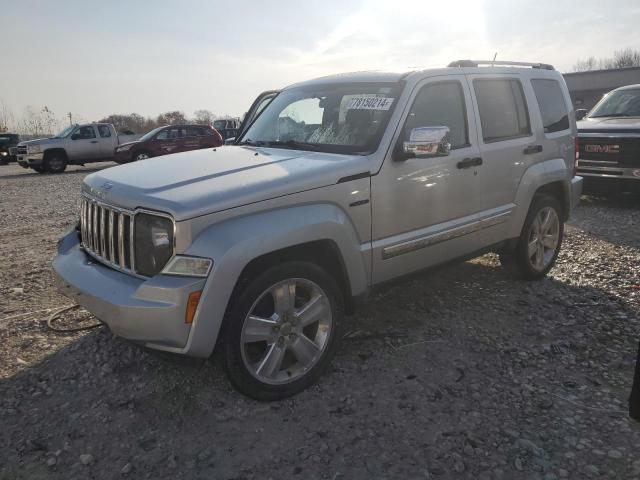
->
(239, 82, 402, 154)
(589, 89, 640, 118)
(54, 125, 76, 138)
(0, 135, 17, 144)
(138, 126, 164, 142)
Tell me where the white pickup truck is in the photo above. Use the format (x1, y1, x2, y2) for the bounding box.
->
(16, 123, 140, 173)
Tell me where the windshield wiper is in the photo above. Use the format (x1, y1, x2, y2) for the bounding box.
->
(237, 139, 267, 146)
(262, 140, 325, 151)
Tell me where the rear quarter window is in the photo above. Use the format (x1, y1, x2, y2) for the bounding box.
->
(473, 78, 531, 143)
(531, 79, 570, 133)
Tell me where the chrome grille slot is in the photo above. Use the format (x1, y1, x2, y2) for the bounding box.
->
(79, 196, 135, 274)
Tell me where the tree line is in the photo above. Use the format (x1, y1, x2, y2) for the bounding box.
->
(573, 47, 640, 72)
(0, 103, 236, 136)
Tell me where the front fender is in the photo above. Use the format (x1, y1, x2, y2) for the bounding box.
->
(508, 158, 571, 238)
(180, 203, 369, 357)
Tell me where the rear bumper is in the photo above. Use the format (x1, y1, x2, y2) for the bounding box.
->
(53, 229, 206, 353)
(577, 171, 640, 194)
(569, 176, 583, 213)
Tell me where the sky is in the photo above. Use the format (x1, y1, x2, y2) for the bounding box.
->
(2, 0, 640, 126)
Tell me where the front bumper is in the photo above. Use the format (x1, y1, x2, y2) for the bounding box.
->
(53, 229, 206, 353)
(17, 153, 44, 168)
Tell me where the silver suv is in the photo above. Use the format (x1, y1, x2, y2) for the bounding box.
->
(54, 60, 583, 400)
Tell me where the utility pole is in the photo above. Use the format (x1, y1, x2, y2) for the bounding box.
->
(67, 112, 72, 125)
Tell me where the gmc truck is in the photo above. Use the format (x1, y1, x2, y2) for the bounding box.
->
(576, 84, 640, 194)
(17, 123, 140, 173)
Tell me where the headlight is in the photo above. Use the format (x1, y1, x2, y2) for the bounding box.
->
(117, 145, 132, 152)
(0, 151, 7, 156)
(162, 256, 212, 277)
(134, 213, 174, 277)
(27, 145, 41, 154)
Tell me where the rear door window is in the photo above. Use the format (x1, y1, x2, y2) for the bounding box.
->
(75, 126, 96, 139)
(97, 125, 112, 138)
(186, 126, 205, 137)
(531, 79, 570, 133)
(473, 78, 531, 142)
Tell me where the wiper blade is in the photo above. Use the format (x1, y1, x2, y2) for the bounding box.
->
(263, 140, 323, 151)
(237, 139, 267, 146)
(589, 113, 635, 118)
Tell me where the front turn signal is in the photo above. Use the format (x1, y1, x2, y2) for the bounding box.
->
(185, 290, 202, 324)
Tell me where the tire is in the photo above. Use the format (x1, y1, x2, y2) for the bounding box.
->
(500, 194, 563, 280)
(222, 261, 344, 401)
(44, 153, 67, 173)
(32, 166, 46, 174)
(132, 150, 151, 162)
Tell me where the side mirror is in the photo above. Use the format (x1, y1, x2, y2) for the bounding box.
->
(398, 126, 451, 160)
(71, 133, 81, 140)
(575, 109, 588, 121)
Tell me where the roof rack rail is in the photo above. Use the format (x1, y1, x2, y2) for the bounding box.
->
(447, 60, 555, 70)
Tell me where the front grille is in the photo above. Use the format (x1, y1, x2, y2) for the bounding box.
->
(17, 146, 27, 155)
(579, 136, 640, 167)
(79, 196, 135, 274)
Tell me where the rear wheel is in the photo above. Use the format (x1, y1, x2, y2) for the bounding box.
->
(223, 261, 343, 401)
(44, 153, 67, 173)
(500, 194, 563, 280)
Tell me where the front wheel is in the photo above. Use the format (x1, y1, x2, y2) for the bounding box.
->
(223, 261, 343, 401)
(44, 154, 67, 173)
(32, 166, 46, 174)
(132, 151, 151, 162)
(500, 194, 563, 280)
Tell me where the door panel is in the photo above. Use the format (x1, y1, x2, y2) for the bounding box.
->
(154, 127, 184, 156)
(467, 74, 536, 213)
(66, 126, 101, 161)
(370, 76, 489, 284)
(96, 125, 115, 157)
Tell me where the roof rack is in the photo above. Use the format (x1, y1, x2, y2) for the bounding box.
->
(447, 60, 555, 70)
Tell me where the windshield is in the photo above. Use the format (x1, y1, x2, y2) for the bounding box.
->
(239, 82, 402, 154)
(138, 126, 164, 142)
(54, 125, 76, 138)
(589, 89, 640, 118)
(0, 135, 17, 144)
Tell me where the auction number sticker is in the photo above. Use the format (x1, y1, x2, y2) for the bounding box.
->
(346, 96, 394, 111)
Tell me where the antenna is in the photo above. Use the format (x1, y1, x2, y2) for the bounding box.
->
(492, 52, 497, 66)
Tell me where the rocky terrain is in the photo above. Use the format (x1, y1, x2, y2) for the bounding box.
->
(0, 163, 639, 479)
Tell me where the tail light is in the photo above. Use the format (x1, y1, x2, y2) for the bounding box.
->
(573, 137, 579, 177)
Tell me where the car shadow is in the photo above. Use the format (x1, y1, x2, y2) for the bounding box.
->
(1, 257, 639, 478)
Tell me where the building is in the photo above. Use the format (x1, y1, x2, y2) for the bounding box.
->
(563, 67, 640, 111)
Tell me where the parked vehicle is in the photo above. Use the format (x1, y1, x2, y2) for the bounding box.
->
(0, 133, 20, 164)
(16, 123, 141, 173)
(213, 119, 241, 141)
(576, 84, 640, 194)
(54, 60, 582, 400)
(114, 124, 223, 164)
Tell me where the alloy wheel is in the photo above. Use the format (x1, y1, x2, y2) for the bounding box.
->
(240, 278, 332, 385)
(527, 206, 560, 271)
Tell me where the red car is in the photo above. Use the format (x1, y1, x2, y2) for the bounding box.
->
(114, 124, 223, 163)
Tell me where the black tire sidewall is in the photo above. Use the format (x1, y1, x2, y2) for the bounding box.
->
(222, 261, 344, 401)
(44, 154, 66, 173)
(513, 194, 564, 280)
(133, 151, 151, 162)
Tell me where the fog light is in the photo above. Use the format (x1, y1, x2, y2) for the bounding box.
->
(185, 291, 202, 324)
(162, 256, 212, 277)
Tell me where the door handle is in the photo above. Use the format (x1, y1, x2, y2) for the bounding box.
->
(457, 157, 483, 169)
(90, 140, 98, 144)
(524, 144, 543, 154)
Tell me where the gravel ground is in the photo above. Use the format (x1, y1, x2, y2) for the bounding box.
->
(1, 162, 639, 480)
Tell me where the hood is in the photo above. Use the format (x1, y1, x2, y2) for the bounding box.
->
(18, 137, 60, 146)
(578, 116, 640, 133)
(116, 140, 141, 148)
(83, 146, 370, 221)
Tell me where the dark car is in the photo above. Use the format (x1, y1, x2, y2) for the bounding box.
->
(576, 84, 640, 194)
(114, 124, 223, 163)
(0, 133, 20, 164)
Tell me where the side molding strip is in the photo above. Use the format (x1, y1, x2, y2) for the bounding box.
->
(337, 171, 371, 183)
(382, 210, 512, 259)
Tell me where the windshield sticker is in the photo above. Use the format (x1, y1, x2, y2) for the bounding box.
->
(346, 96, 394, 111)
